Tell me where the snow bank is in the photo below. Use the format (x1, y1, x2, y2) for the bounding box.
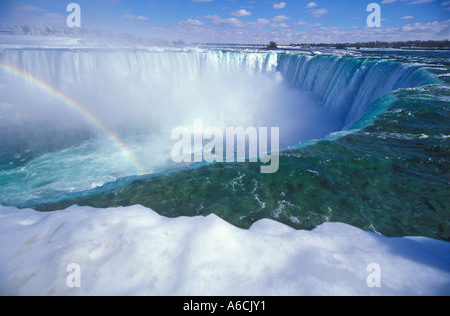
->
(0, 205, 448, 296)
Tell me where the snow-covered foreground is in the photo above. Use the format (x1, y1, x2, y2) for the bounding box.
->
(0, 205, 448, 296)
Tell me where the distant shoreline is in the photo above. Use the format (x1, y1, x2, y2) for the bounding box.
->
(201, 41, 450, 51)
(0, 30, 449, 51)
(288, 41, 450, 51)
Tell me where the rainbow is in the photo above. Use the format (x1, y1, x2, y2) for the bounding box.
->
(0, 60, 147, 175)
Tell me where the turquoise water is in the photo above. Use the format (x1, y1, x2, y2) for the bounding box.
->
(0, 48, 449, 241)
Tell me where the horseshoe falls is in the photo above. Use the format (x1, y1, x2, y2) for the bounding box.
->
(0, 45, 449, 296)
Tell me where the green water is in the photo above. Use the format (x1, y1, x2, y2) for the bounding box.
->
(2, 49, 448, 241)
(31, 83, 450, 241)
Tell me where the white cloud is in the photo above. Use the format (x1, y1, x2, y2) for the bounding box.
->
(271, 15, 290, 22)
(230, 9, 252, 17)
(273, 2, 286, 9)
(155, 17, 449, 45)
(178, 18, 450, 44)
(442, 1, 450, 6)
(247, 18, 271, 28)
(381, 0, 397, 4)
(266, 16, 291, 28)
(15, 5, 47, 12)
(209, 17, 245, 27)
(124, 15, 149, 21)
(43, 13, 65, 19)
(179, 19, 203, 26)
(201, 14, 291, 30)
(306, 2, 318, 9)
(9, 6, 66, 26)
(400, 20, 447, 33)
(204, 15, 221, 20)
(311, 8, 329, 18)
(295, 20, 308, 26)
(257, 18, 271, 24)
(221, 18, 245, 27)
(165, 7, 448, 44)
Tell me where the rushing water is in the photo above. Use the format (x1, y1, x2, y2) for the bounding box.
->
(0, 46, 448, 241)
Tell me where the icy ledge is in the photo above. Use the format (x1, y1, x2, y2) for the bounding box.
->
(0, 205, 448, 296)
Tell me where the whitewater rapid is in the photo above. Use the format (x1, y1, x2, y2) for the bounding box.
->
(0, 44, 448, 296)
(0, 48, 435, 206)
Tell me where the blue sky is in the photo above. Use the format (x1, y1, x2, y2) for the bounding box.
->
(0, 0, 449, 43)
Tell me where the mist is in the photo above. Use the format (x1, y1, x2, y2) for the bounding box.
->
(0, 46, 433, 205)
(0, 49, 341, 163)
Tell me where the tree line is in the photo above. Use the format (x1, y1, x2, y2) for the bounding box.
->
(289, 40, 450, 50)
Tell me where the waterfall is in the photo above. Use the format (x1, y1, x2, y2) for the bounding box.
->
(0, 48, 434, 157)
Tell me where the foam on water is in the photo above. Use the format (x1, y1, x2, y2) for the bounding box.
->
(0, 48, 436, 205)
(0, 42, 448, 296)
